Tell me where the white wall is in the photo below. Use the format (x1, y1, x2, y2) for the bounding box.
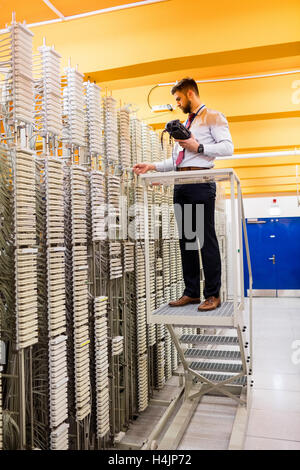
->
(226, 195, 300, 219)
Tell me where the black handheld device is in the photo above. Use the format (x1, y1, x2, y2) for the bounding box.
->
(161, 119, 191, 148)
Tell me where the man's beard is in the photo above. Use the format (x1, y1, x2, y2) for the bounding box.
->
(182, 99, 192, 114)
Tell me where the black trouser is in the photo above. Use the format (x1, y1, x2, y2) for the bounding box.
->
(173, 182, 221, 299)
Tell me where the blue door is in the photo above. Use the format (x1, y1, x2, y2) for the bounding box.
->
(243, 217, 300, 296)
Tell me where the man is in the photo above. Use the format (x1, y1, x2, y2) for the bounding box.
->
(133, 77, 233, 311)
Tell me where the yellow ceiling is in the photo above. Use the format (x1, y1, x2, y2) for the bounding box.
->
(2, 0, 300, 195)
(0, 0, 146, 27)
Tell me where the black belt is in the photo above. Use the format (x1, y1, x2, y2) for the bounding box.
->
(176, 166, 209, 171)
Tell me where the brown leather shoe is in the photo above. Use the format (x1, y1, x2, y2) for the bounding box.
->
(198, 296, 221, 311)
(169, 295, 200, 307)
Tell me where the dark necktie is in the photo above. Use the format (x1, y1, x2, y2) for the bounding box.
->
(175, 112, 196, 166)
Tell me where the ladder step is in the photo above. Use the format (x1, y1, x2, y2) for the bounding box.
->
(180, 334, 239, 346)
(189, 361, 243, 374)
(195, 372, 247, 386)
(184, 349, 241, 361)
(152, 301, 236, 326)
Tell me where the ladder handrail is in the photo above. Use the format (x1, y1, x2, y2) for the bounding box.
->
(240, 192, 253, 375)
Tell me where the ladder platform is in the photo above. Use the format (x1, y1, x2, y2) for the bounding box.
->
(194, 372, 247, 387)
(189, 361, 243, 374)
(180, 334, 239, 346)
(184, 349, 241, 361)
(151, 301, 235, 327)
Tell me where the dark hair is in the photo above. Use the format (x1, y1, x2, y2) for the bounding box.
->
(171, 77, 199, 96)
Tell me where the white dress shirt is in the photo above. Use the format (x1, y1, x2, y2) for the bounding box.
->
(155, 104, 234, 172)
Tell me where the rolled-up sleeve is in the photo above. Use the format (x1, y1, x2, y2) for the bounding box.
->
(203, 112, 234, 157)
(154, 145, 177, 172)
(154, 157, 174, 172)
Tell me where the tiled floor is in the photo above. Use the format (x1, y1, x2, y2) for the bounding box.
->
(244, 297, 300, 450)
(120, 297, 300, 450)
(178, 297, 300, 450)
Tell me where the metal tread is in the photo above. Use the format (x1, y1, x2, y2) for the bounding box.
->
(152, 301, 234, 318)
(184, 348, 241, 361)
(189, 361, 243, 373)
(180, 334, 239, 346)
(194, 372, 247, 386)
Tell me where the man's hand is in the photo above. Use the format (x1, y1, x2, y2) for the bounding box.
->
(175, 134, 199, 153)
(132, 163, 155, 175)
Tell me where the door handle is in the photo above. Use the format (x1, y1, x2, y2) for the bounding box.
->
(268, 254, 275, 264)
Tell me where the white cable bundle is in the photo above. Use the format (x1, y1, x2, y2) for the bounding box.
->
(50, 422, 69, 450)
(156, 341, 165, 389)
(130, 116, 142, 166)
(147, 187, 154, 240)
(123, 241, 135, 272)
(84, 82, 103, 156)
(45, 158, 64, 245)
(72, 245, 91, 421)
(156, 257, 163, 272)
(14, 149, 38, 349)
(152, 190, 161, 239)
(7, 22, 34, 123)
(119, 107, 131, 169)
(141, 123, 152, 163)
(149, 241, 155, 295)
(156, 323, 165, 342)
(48, 335, 68, 443)
(71, 166, 88, 244)
(136, 298, 147, 355)
(14, 149, 36, 246)
(112, 336, 124, 356)
(171, 339, 179, 372)
(70, 165, 91, 421)
(169, 205, 175, 240)
(150, 130, 160, 163)
(63, 68, 85, 147)
(170, 241, 177, 284)
(162, 241, 171, 288)
(133, 186, 145, 240)
(15, 248, 38, 349)
(109, 242, 123, 279)
(164, 286, 171, 304)
(90, 171, 106, 241)
(170, 283, 177, 302)
(164, 329, 172, 381)
(147, 323, 156, 348)
(161, 192, 170, 241)
(103, 96, 119, 163)
(137, 353, 148, 412)
(94, 297, 110, 438)
(135, 244, 146, 298)
(38, 45, 62, 136)
(47, 248, 66, 337)
(156, 276, 163, 292)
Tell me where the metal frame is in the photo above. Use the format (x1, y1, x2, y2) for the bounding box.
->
(140, 168, 253, 449)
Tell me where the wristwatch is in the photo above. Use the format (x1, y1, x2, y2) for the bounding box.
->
(197, 144, 204, 154)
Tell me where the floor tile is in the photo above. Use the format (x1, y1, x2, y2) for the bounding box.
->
(251, 388, 300, 413)
(244, 436, 300, 450)
(252, 371, 300, 392)
(247, 408, 300, 441)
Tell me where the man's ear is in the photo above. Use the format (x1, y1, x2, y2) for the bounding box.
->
(186, 89, 193, 100)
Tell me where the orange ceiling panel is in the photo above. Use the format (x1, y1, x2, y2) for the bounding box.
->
(54, 0, 146, 17)
(0, 0, 57, 28)
(0, 0, 149, 29)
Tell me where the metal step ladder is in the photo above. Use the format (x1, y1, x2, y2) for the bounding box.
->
(140, 169, 253, 450)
